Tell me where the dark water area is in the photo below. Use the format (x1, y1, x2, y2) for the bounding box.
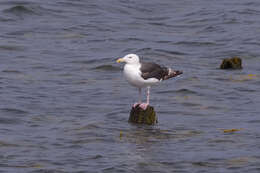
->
(1, 0, 260, 172)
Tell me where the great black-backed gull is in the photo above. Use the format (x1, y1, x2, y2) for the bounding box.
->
(117, 54, 182, 110)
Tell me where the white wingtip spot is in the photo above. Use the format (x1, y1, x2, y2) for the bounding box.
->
(168, 68, 172, 75)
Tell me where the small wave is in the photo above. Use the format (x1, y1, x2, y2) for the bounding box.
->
(0, 45, 25, 51)
(192, 161, 217, 167)
(200, 25, 225, 33)
(70, 59, 102, 64)
(208, 139, 236, 143)
(0, 140, 20, 147)
(0, 163, 44, 169)
(57, 33, 85, 39)
(148, 22, 173, 28)
(3, 5, 37, 15)
(92, 65, 121, 71)
(123, 37, 145, 42)
(73, 123, 100, 131)
(234, 9, 260, 15)
(0, 117, 22, 125)
(136, 47, 153, 53)
(2, 4, 62, 19)
(247, 120, 260, 124)
(90, 154, 103, 159)
(175, 41, 217, 47)
(2, 69, 22, 74)
(158, 88, 197, 95)
(134, 16, 171, 21)
(1, 108, 28, 114)
(0, 16, 14, 22)
(156, 40, 172, 44)
(157, 89, 178, 94)
(154, 49, 187, 56)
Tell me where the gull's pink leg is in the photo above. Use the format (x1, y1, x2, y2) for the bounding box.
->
(139, 86, 150, 110)
(133, 88, 142, 108)
(147, 86, 150, 105)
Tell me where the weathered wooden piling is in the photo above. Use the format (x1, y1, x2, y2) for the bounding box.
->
(220, 57, 242, 69)
(128, 105, 158, 125)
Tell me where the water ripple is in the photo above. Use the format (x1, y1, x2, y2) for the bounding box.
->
(3, 5, 38, 16)
(1, 108, 28, 115)
(0, 0, 260, 172)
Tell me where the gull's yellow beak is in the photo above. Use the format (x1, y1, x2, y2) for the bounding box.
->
(116, 58, 124, 63)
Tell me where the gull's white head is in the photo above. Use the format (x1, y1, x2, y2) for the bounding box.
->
(116, 54, 140, 64)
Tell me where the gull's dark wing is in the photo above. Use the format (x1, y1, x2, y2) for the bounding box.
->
(140, 62, 168, 80)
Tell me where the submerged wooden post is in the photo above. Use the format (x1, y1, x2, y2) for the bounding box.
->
(128, 105, 158, 125)
(220, 57, 242, 69)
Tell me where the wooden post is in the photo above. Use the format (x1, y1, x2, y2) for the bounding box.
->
(128, 104, 158, 125)
(220, 57, 242, 69)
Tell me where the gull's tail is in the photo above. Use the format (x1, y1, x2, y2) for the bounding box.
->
(163, 68, 183, 80)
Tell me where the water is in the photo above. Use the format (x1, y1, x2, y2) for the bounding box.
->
(1, 0, 260, 172)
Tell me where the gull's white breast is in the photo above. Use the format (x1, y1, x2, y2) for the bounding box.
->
(123, 64, 159, 88)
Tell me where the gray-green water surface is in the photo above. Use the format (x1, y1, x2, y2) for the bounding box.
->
(1, 0, 260, 172)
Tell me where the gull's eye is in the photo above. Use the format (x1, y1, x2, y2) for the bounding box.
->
(129, 56, 132, 59)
